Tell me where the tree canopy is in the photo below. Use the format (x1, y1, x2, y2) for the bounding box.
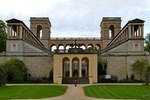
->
(0, 59, 27, 82)
(0, 20, 7, 52)
(131, 59, 149, 80)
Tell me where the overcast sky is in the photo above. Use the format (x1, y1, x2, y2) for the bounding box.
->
(0, 0, 150, 37)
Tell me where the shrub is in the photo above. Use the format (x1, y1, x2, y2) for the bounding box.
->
(0, 64, 7, 86)
(2, 59, 27, 82)
(119, 79, 144, 83)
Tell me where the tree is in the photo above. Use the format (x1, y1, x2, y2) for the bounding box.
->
(2, 59, 28, 82)
(144, 33, 150, 52)
(0, 20, 7, 52)
(131, 59, 149, 80)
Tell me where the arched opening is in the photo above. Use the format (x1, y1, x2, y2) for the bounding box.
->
(109, 25, 115, 39)
(63, 57, 70, 78)
(50, 45, 57, 52)
(95, 44, 101, 51)
(80, 44, 86, 50)
(65, 44, 72, 50)
(12, 25, 17, 36)
(72, 57, 79, 77)
(87, 44, 94, 50)
(58, 44, 64, 50)
(82, 58, 89, 77)
(37, 25, 42, 39)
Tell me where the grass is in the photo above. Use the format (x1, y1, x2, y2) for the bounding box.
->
(0, 85, 67, 99)
(83, 85, 150, 99)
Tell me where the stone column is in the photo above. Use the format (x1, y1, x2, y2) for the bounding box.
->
(132, 25, 134, 37)
(79, 59, 82, 77)
(69, 59, 72, 77)
(141, 25, 144, 37)
(16, 25, 19, 36)
(8, 26, 11, 38)
(10, 26, 12, 36)
(128, 25, 132, 38)
(20, 26, 22, 39)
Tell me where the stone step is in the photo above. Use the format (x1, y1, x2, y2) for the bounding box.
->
(62, 77, 89, 84)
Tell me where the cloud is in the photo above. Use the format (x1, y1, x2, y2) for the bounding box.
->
(0, 0, 150, 37)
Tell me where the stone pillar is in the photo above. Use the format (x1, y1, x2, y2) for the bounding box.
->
(128, 25, 132, 38)
(7, 26, 11, 38)
(16, 25, 19, 36)
(10, 26, 12, 36)
(132, 25, 134, 37)
(79, 59, 82, 77)
(20, 26, 22, 39)
(137, 26, 141, 37)
(141, 25, 144, 37)
(69, 59, 72, 77)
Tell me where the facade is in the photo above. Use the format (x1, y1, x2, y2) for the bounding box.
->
(0, 17, 149, 84)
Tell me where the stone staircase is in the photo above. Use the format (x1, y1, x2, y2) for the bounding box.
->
(62, 77, 89, 84)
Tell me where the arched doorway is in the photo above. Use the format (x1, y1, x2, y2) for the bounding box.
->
(63, 58, 70, 78)
(82, 58, 89, 77)
(72, 58, 79, 77)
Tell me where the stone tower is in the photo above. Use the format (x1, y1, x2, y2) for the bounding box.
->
(100, 17, 121, 49)
(30, 17, 51, 48)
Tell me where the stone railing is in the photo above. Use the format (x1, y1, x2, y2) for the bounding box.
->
(7, 19, 45, 49)
(102, 19, 144, 52)
(50, 37, 100, 40)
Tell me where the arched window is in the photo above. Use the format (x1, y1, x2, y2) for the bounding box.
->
(80, 44, 86, 50)
(95, 44, 101, 51)
(82, 58, 89, 77)
(72, 58, 79, 77)
(58, 44, 64, 50)
(37, 25, 42, 39)
(50, 45, 57, 52)
(65, 44, 72, 50)
(87, 44, 94, 49)
(109, 25, 114, 39)
(63, 58, 70, 78)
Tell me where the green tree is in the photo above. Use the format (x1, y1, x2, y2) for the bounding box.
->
(0, 20, 7, 52)
(144, 33, 150, 52)
(131, 59, 149, 80)
(2, 59, 27, 82)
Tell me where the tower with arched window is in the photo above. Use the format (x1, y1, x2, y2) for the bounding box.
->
(100, 17, 121, 49)
(30, 17, 51, 48)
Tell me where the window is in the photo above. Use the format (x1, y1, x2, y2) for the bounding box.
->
(109, 25, 114, 39)
(37, 25, 42, 39)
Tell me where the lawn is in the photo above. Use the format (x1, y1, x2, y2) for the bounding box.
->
(83, 85, 150, 99)
(0, 85, 67, 99)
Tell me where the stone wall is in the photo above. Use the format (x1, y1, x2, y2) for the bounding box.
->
(0, 55, 53, 79)
(6, 39, 48, 56)
(102, 39, 145, 56)
(101, 55, 150, 80)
